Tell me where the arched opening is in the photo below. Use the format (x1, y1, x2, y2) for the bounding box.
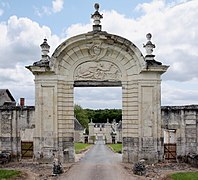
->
(26, 30, 168, 163)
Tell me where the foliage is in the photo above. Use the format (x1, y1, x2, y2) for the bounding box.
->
(74, 143, 92, 154)
(171, 172, 198, 180)
(107, 143, 122, 153)
(74, 105, 122, 134)
(0, 169, 21, 179)
(86, 108, 122, 123)
(74, 104, 89, 133)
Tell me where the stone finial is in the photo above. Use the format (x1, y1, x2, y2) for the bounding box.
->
(143, 33, 155, 61)
(40, 38, 50, 61)
(91, 3, 103, 31)
(107, 118, 109, 123)
(40, 38, 50, 55)
(32, 38, 50, 66)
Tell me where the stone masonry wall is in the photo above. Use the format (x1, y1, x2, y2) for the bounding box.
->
(0, 105, 35, 157)
(161, 105, 198, 157)
(0, 105, 197, 160)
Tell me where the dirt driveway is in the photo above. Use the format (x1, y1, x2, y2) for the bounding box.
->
(1, 143, 197, 180)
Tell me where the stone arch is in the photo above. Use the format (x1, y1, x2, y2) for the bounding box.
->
(51, 32, 145, 81)
(27, 30, 168, 164)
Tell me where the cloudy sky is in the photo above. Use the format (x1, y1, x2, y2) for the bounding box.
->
(0, 0, 197, 109)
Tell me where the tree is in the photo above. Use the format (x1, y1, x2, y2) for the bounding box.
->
(74, 105, 122, 133)
(85, 108, 122, 123)
(74, 104, 89, 132)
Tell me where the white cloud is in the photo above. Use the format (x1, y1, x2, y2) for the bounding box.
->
(66, 0, 198, 107)
(162, 80, 198, 106)
(0, 16, 63, 105)
(35, 0, 64, 16)
(0, 0, 198, 107)
(66, 0, 198, 82)
(52, 0, 64, 13)
(0, 16, 62, 68)
(0, 1, 10, 16)
(0, 9, 3, 16)
(74, 87, 122, 109)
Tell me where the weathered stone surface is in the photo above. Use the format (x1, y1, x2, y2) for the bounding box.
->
(161, 105, 198, 158)
(0, 106, 35, 156)
(25, 30, 168, 163)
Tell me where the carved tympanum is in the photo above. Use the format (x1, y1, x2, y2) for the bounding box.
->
(74, 61, 121, 81)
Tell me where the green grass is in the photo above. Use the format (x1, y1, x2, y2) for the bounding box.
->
(0, 169, 21, 179)
(74, 143, 92, 154)
(107, 143, 122, 153)
(170, 172, 198, 180)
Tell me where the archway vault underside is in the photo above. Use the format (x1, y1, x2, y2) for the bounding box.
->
(27, 31, 168, 163)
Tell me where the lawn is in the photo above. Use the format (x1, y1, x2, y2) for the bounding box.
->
(107, 143, 122, 153)
(170, 172, 198, 180)
(0, 169, 21, 179)
(74, 143, 92, 154)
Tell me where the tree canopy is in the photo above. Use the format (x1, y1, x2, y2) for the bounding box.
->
(74, 104, 122, 131)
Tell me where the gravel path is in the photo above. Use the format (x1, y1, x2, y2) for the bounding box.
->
(1, 141, 197, 179)
(62, 140, 135, 180)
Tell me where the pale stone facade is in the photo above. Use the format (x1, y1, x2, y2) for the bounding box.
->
(25, 4, 169, 163)
(26, 31, 168, 163)
(88, 120, 120, 144)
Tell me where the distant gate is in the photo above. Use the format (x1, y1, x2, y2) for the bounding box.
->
(164, 143, 176, 160)
(21, 142, 33, 158)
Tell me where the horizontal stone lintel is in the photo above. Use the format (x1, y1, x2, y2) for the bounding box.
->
(74, 81, 122, 87)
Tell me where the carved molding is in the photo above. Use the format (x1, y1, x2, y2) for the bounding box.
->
(74, 61, 121, 81)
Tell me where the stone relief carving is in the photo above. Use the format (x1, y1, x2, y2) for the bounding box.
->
(88, 43, 112, 61)
(74, 61, 121, 81)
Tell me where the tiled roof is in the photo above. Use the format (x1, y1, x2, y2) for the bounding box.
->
(0, 89, 16, 106)
(74, 118, 84, 131)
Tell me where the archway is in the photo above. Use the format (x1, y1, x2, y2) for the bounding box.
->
(26, 5, 168, 163)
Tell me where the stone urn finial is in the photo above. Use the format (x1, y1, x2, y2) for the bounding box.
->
(94, 3, 100, 11)
(40, 38, 50, 61)
(143, 33, 155, 61)
(40, 38, 50, 56)
(91, 3, 103, 31)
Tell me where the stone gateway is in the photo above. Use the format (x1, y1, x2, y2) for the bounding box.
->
(26, 4, 168, 163)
